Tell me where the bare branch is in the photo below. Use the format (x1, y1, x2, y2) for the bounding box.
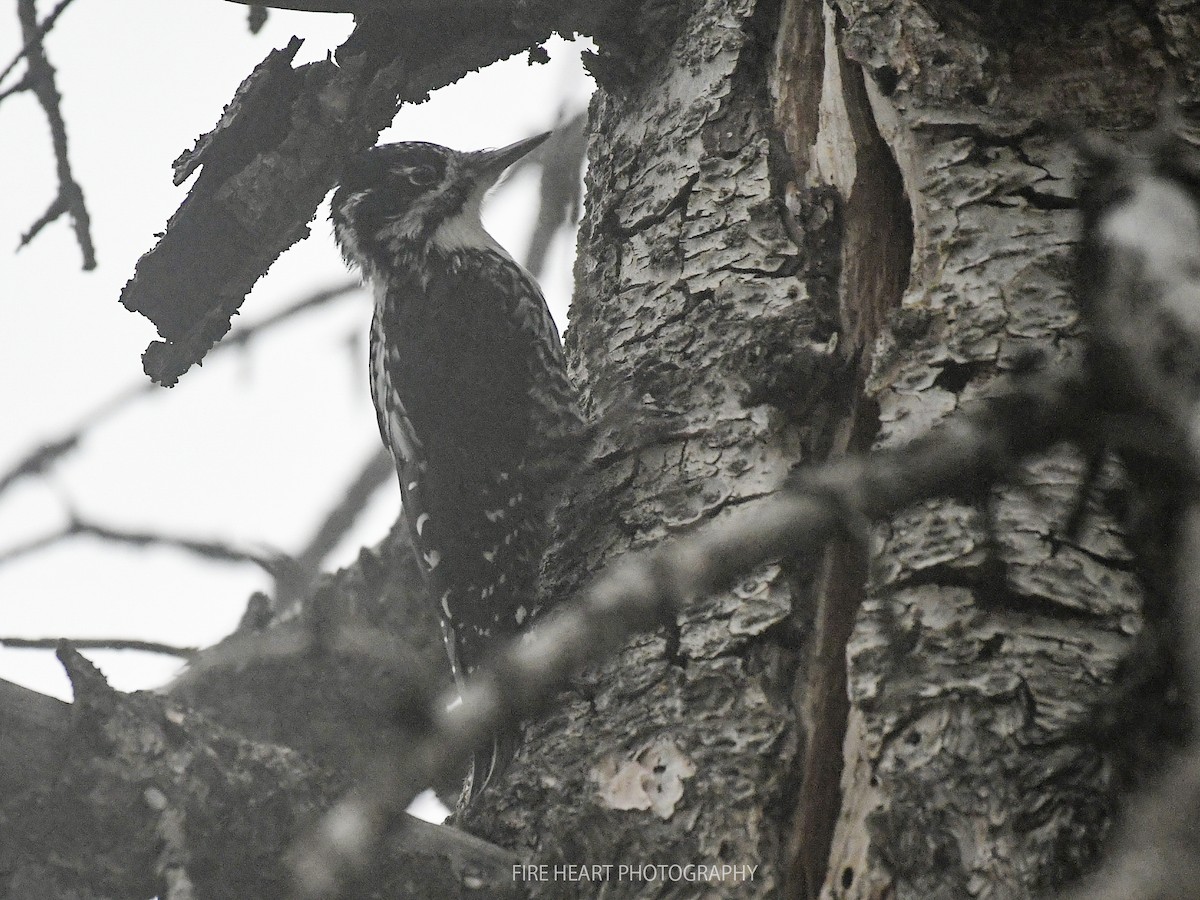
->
(0, 636, 197, 658)
(13, 0, 94, 269)
(523, 109, 587, 278)
(0, 432, 85, 497)
(0, 0, 78, 89)
(18, 191, 67, 246)
(0, 280, 364, 599)
(0, 70, 32, 103)
(0, 391, 145, 501)
(277, 446, 394, 602)
(0, 650, 519, 897)
(222, 279, 359, 352)
(0, 515, 289, 577)
(0, 280, 358, 504)
(1052, 119, 1200, 900)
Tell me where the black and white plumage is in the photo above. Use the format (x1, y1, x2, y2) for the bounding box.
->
(330, 134, 581, 799)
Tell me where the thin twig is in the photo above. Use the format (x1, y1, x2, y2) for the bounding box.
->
(278, 446, 394, 602)
(1043, 117, 1200, 900)
(0, 516, 289, 577)
(0, 383, 143, 497)
(523, 109, 586, 278)
(0, 636, 197, 658)
(0, 281, 359, 503)
(15, 0, 94, 269)
(223, 279, 359, 350)
(0, 0, 78, 89)
(0, 70, 32, 103)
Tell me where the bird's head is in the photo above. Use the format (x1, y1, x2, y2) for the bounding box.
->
(331, 133, 550, 267)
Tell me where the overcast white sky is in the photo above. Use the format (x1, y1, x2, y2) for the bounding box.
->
(0, 2, 591, 702)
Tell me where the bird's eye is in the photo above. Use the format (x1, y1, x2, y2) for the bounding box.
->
(409, 165, 439, 186)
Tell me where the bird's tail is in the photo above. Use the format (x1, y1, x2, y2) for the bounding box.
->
(458, 727, 521, 810)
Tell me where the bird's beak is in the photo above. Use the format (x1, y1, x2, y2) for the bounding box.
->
(469, 131, 552, 184)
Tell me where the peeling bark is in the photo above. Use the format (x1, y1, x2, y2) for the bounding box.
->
(820, 3, 1184, 898)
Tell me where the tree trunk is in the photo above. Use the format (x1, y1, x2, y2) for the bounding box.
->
(464, 2, 1194, 899)
(466, 0, 894, 894)
(824, 3, 1193, 898)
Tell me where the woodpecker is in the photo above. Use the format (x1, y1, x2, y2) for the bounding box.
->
(330, 133, 582, 801)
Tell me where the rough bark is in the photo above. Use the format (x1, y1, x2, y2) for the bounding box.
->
(169, 526, 453, 787)
(0, 532, 516, 898)
(821, 3, 1191, 899)
(463, 0, 862, 895)
(464, 2, 1194, 899)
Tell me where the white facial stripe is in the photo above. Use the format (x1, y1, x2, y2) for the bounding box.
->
(429, 184, 515, 259)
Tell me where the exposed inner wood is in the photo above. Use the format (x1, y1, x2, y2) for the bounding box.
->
(773, 3, 912, 895)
